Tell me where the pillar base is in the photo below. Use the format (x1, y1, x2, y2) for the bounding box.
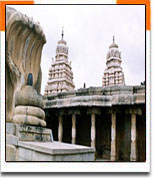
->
(130, 154, 137, 161)
(111, 155, 116, 161)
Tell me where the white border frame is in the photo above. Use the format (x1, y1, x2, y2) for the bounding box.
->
(0, 0, 150, 172)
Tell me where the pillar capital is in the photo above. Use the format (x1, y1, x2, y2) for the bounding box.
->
(87, 107, 100, 115)
(58, 109, 66, 116)
(68, 109, 80, 115)
(108, 108, 118, 114)
(126, 107, 142, 115)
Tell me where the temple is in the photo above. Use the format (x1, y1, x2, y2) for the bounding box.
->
(44, 28, 75, 95)
(102, 36, 125, 87)
(44, 37, 145, 162)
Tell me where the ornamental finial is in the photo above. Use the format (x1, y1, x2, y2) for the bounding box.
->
(113, 35, 115, 43)
(62, 27, 64, 39)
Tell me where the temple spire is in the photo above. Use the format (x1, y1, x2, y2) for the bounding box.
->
(44, 29, 75, 95)
(62, 27, 64, 39)
(102, 37, 125, 87)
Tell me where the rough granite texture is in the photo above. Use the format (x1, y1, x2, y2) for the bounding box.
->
(44, 85, 145, 109)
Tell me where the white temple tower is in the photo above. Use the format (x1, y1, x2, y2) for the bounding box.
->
(44, 29, 75, 95)
(102, 36, 125, 87)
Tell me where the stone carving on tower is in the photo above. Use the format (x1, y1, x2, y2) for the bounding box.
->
(44, 29, 75, 95)
(102, 36, 125, 87)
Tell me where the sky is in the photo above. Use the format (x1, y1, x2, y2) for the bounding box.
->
(8, 5, 145, 94)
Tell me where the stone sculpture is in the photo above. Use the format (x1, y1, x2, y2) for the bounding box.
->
(13, 73, 46, 127)
(6, 7, 46, 124)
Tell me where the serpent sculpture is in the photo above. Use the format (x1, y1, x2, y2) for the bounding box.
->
(6, 7, 46, 126)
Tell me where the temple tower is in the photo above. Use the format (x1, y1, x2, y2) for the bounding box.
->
(102, 36, 125, 87)
(44, 29, 75, 95)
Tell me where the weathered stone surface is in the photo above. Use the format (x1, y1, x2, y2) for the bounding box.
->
(6, 123, 52, 142)
(15, 86, 44, 109)
(6, 7, 46, 122)
(6, 144, 18, 161)
(134, 93, 145, 104)
(18, 141, 95, 161)
(13, 85, 46, 126)
(12, 114, 46, 127)
(44, 86, 145, 109)
(6, 123, 94, 161)
(6, 134, 19, 146)
(6, 123, 16, 135)
(14, 105, 45, 120)
(34, 67, 42, 94)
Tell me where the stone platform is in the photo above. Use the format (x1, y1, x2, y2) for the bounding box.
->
(18, 141, 95, 161)
(6, 123, 53, 142)
(6, 123, 95, 161)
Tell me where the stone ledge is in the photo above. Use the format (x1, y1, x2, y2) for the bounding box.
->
(17, 141, 95, 161)
(44, 94, 145, 109)
(18, 141, 95, 155)
(45, 85, 145, 100)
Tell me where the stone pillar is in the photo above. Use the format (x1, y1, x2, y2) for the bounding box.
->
(126, 107, 142, 162)
(130, 113, 136, 161)
(87, 108, 100, 149)
(69, 109, 80, 145)
(91, 112, 96, 148)
(71, 113, 76, 144)
(111, 112, 116, 161)
(58, 114, 63, 142)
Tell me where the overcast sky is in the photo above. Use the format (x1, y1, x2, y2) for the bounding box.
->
(9, 5, 145, 94)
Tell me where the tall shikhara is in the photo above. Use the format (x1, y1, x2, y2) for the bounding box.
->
(102, 37, 125, 87)
(44, 30, 75, 95)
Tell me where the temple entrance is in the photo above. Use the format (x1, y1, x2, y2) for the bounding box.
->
(45, 109, 58, 141)
(116, 113, 131, 161)
(96, 113, 111, 160)
(63, 115, 72, 143)
(76, 109, 91, 147)
(136, 114, 146, 161)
